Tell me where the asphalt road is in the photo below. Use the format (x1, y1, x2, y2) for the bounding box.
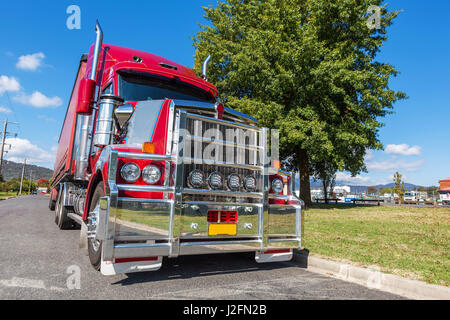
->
(0, 195, 405, 300)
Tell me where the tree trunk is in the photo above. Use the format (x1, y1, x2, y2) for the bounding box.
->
(322, 180, 328, 204)
(298, 149, 311, 206)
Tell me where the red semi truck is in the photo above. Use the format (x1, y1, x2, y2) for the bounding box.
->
(50, 22, 302, 275)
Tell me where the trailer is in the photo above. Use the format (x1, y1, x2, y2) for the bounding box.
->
(49, 22, 302, 275)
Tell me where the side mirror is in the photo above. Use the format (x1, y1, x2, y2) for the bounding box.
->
(114, 104, 134, 128)
(76, 78, 96, 115)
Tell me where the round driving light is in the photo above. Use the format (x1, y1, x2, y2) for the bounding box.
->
(208, 172, 223, 190)
(227, 174, 241, 191)
(120, 162, 141, 183)
(188, 170, 205, 188)
(271, 178, 284, 194)
(244, 175, 257, 192)
(142, 165, 161, 184)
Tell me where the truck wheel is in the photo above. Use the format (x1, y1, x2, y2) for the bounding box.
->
(55, 190, 73, 230)
(49, 195, 56, 211)
(87, 183, 104, 271)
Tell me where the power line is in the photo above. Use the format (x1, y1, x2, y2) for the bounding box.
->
(0, 118, 20, 176)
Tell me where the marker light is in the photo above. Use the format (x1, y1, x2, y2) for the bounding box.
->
(142, 142, 155, 154)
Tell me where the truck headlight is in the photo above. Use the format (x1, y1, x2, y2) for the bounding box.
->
(227, 174, 241, 191)
(271, 178, 284, 194)
(142, 165, 161, 184)
(244, 175, 257, 192)
(120, 162, 141, 183)
(188, 170, 205, 188)
(208, 172, 223, 190)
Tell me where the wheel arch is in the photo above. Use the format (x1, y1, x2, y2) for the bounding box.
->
(82, 169, 107, 221)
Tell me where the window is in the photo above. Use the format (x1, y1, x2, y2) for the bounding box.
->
(118, 70, 215, 103)
(102, 83, 113, 94)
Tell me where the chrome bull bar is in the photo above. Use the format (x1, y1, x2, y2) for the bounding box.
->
(96, 108, 301, 265)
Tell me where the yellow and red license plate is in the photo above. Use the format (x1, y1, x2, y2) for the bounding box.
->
(208, 223, 237, 236)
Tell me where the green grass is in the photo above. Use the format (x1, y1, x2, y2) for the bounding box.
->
(0, 192, 16, 199)
(303, 204, 450, 286)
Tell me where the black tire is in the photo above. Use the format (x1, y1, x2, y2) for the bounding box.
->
(49, 194, 56, 211)
(54, 190, 74, 230)
(87, 182, 104, 271)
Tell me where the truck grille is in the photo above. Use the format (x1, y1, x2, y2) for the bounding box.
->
(177, 112, 265, 203)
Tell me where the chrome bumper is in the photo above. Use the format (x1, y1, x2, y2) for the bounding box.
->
(97, 194, 301, 262)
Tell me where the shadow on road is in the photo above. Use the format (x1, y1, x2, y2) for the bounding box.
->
(112, 251, 309, 286)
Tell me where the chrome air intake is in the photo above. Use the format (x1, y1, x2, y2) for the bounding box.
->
(93, 94, 124, 147)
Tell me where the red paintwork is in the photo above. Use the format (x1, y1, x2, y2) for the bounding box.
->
(86, 44, 218, 98)
(52, 58, 87, 186)
(115, 257, 158, 264)
(150, 100, 171, 154)
(115, 158, 165, 186)
(53, 41, 218, 214)
(53, 41, 292, 223)
(76, 78, 96, 114)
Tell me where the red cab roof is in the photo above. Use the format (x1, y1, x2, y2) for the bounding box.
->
(85, 43, 218, 98)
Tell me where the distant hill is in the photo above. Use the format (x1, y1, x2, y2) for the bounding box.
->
(302, 179, 423, 194)
(0, 160, 53, 181)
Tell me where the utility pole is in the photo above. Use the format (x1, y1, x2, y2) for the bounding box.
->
(19, 158, 26, 195)
(28, 170, 32, 194)
(0, 119, 19, 176)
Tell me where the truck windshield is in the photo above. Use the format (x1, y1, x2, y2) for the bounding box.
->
(118, 70, 215, 103)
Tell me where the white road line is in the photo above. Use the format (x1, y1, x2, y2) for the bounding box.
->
(0, 277, 66, 292)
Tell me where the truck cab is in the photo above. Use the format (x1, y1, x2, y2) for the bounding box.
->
(50, 23, 302, 275)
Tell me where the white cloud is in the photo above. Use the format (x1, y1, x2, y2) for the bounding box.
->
(364, 150, 374, 161)
(37, 114, 58, 123)
(5, 137, 55, 165)
(0, 106, 12, 114)
(385, 144, 421, 156)
(16, 52, 46, 71)
(14, 91, 62, 108)
(335, 172, 371, 186)
(0, 75, 21, 95)
(366, 159, 425, 172)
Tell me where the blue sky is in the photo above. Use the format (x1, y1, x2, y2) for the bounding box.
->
(0, 0, 448, 187)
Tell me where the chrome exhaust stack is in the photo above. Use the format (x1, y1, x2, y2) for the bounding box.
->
(202, 55, 211, 80)
(75, 20, 104, 180)
(90, 21, 103, 82)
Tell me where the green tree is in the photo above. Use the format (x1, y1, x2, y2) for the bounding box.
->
(380, 187, 392, 194)
(312, 161, 337, 203)
(392, 171, 405, 203)
(367, 186, 378, 195)
(193, 0, 406, 205)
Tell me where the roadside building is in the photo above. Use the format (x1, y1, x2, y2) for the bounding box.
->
(37, 187, 48, 194)
(438, 178, 450, 204)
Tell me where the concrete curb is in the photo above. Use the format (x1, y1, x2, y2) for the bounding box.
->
(293, 251, 450, 300)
